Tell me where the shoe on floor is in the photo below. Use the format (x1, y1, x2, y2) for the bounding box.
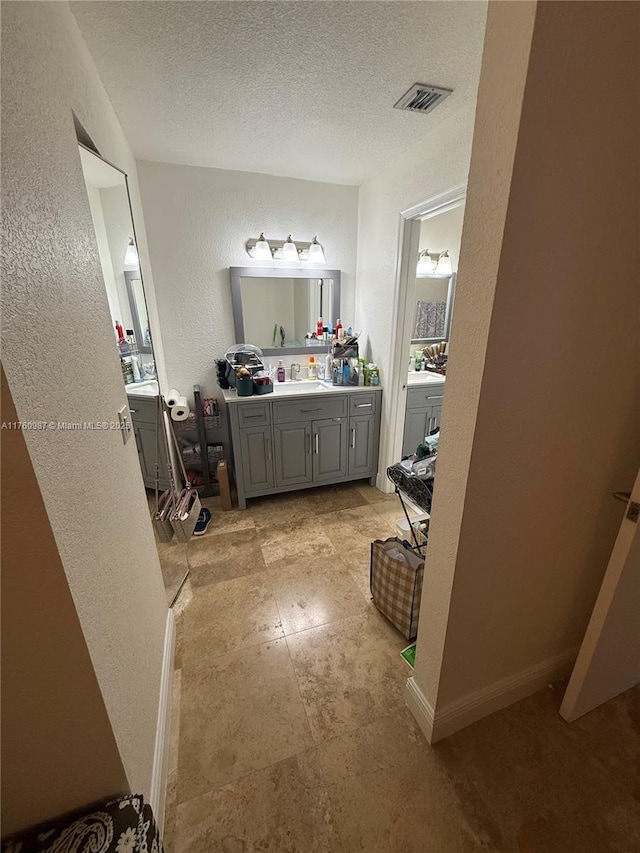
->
(193, 506, 212, 536)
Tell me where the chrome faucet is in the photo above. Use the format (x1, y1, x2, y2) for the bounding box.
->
(290, 363, 301, 380)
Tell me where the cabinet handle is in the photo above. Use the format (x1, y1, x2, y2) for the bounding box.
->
(427, 416, 432, 433)
(129, 408, 138, 414)
(354, 403, 372, 408)
(266, 437, 272, 461)
(307, 432, 312, 455)
(244, 414, 263, 419)
(314, 433, 319, 454)
(301, 407, 322, 413)
(351, 427, 356, 449)
(426, 395, 444, 401)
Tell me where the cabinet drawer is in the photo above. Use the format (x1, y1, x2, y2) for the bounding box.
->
(406, 386, 445, 410)
(273, 396, 347, 424)
(238, 401, 271, 427)
(349, 392, 378, 415)
(127, 395, 158, 425)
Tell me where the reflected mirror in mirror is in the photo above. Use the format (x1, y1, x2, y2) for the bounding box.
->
(79, 145, 157, 383)
(230, 267, 341, 356)
(411, 273, 456, 344)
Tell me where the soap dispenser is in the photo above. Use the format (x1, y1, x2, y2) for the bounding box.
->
(308, 356, 317, 380)
(277, 360, 286, 382)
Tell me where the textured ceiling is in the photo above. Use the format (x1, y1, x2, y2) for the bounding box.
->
(71, 1, 487, 186)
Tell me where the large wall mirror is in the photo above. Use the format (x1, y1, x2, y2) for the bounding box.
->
(230, 267, 341, 355)
(411, 272, 456, 344)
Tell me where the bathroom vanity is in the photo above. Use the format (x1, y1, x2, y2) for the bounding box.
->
(224, 383, 382, 509)
(126, 381, 169, 490)
(402, 373, 445, 457)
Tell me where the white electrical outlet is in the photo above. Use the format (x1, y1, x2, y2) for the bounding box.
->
(118, 405, 133, 444)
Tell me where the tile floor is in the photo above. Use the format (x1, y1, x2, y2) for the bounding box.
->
(155, 482, 640, 853)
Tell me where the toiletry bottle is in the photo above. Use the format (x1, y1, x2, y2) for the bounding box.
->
(277, 360, 286, 382)
(308, 356, 316, 379)
(415, 351, 422, 371)
(370, 365, 380, 386)
(335, 318, 342, 341)
(316, 317, 323, 337)
(358, 358, 365, 386)
(115, 320, 125, 343)
(325, 352, 332, 385)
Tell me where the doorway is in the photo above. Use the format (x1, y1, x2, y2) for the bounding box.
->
(383, 183, 467, 487)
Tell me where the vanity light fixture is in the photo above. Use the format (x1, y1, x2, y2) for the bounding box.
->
(124, 237, 139, 268)
(245, 235, 326, 262)
(436, 250, 453, 276)
(253, 233, 272, 261)
(281, 235, 299, 262)
(416, 248, 452, 277)
(307, 236, 326, 264)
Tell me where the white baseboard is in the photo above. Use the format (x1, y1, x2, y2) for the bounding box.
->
(405, 646, 578, 744)
(148, 608, 175, 832)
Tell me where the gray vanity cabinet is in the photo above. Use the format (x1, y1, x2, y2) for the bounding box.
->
(274, 422, 313, 487)
(239, 423, 275, 494)
(228, 389, 382, 509)
(128, 394, 169, 490)
(402, 385, 445, 457)
(313, 417, 348, 481)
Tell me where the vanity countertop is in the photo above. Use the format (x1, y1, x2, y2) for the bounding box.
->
(407, 371, 446, 387)
(223, 381, 383, 404)
(125, 379, 159, 397)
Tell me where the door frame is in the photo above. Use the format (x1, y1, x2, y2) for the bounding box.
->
(381, 182, 467, 489)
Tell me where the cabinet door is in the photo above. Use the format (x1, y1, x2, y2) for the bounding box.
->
(349, 415, 375, 477)
(239, 424, 274, 494)
(274, 422, 313, 487)
(429, 402, 443, 433)
(313, 417, 348, 482)
(134, 421, 169, 490)
(402, 408, 431, 457)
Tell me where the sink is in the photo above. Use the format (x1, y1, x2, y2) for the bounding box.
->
(126, 379, 159, 396)
(271, 380, 332, 395)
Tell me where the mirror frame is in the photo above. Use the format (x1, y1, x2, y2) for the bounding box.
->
(410, 272, 457, 345)
(230, 266, 341, 356)
(124, 270, 153, 354)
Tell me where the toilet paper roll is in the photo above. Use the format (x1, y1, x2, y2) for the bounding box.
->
(170, 396, 190, 421)
(166, 388, 181, 408)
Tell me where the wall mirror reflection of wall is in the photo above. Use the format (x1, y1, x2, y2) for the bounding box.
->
(78, 145, 157, 385)
(230, 267, 341, 356)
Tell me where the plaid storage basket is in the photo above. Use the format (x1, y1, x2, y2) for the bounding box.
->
(370, 537, 425, 640)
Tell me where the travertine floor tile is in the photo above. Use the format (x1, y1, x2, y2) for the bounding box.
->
(186, 527, 266, 586)
(259, 515, 337, 565)
(197, 498, 257, 538)
(174, 752, 343, 853)
(264, 554, 368, 635)
(156, 542, 190, 606)
(177, 638, 313, 803)
(179, 572, 283, 667)
(313, 712, 486, 853)
(286, 610, 411, 744)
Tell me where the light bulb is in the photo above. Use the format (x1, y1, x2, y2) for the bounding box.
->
(253, 233, 272, 260)
(416, 250, 435, 277)
(281, 235, 299, 262)
(124, 238, 139, 268)
(436, 251, 453, 276)
(308, 236, 325, 264)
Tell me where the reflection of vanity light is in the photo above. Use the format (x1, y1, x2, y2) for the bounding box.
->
(281, 235, 299, 262)
(416, 248, 452, 277)
(124, 238, 139, 268)
(308, 236, 326, 264)
(253, 233, 272, 261)
(436, 250, 453, 276)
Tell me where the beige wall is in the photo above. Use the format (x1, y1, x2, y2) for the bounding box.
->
(1, 1, 168, 798)
(413, 0, 640, 729)
(1, 368, 129, 836)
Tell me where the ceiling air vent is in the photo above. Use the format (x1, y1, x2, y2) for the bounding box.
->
(394, 83, 453, 116)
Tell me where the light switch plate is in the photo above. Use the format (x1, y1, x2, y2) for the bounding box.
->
(118, 405, 132, 444)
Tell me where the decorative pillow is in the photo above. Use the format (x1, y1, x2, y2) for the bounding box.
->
(1, 794, 163, 853)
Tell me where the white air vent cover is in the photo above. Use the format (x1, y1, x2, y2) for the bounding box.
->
(394, 83, 453, 116)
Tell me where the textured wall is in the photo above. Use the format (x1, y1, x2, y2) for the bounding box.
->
(416, 0, 640, 721)
(1, 368, 128, 836)
(137, 160, 358, 400)
(1, 1, 168, 798)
